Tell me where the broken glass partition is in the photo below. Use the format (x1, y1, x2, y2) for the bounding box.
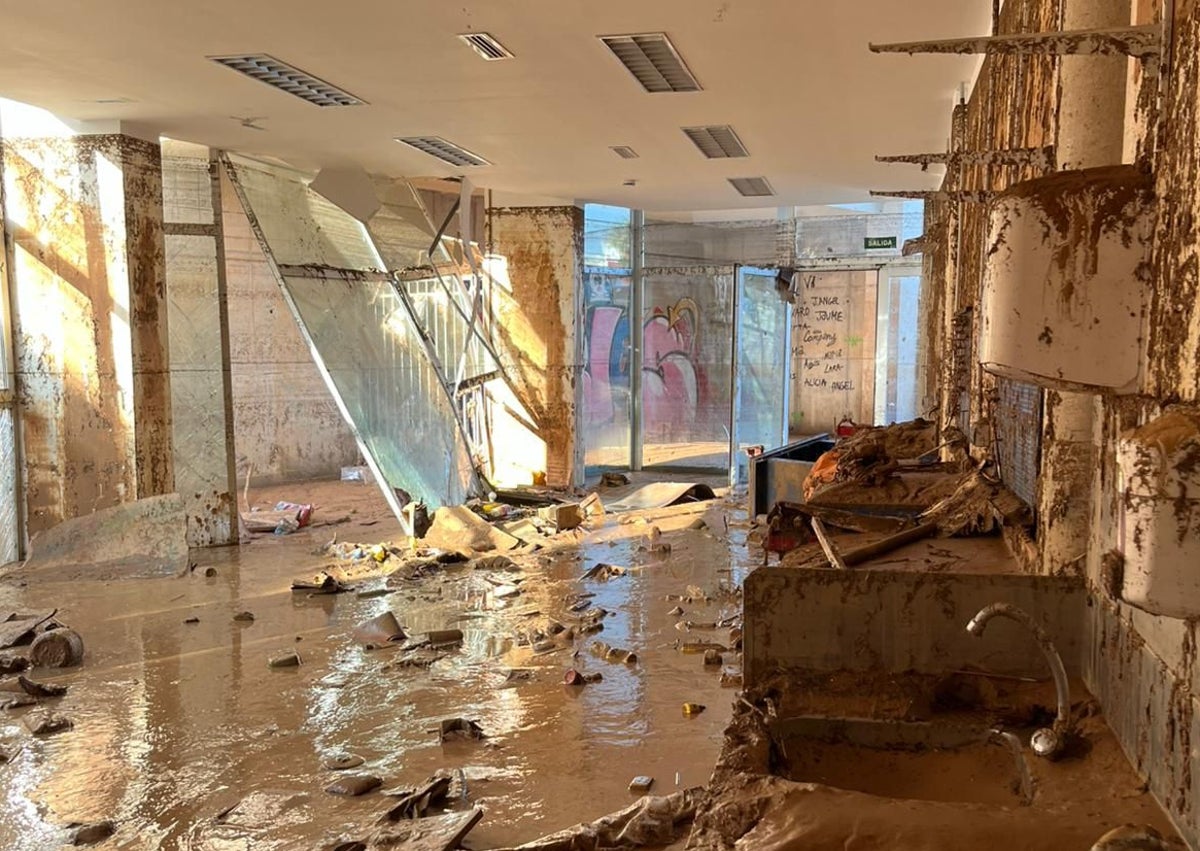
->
(224, 155, 480, 517)
(732, 267, 790, 485)
(640, 266, 735, 470)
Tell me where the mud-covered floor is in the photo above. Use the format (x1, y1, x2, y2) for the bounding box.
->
(0, 479, 752, 850)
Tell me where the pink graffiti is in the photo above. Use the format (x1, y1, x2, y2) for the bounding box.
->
(642, 299, 700, 436)
(583, 305, 623, 423)
(582, 299, 703, 436)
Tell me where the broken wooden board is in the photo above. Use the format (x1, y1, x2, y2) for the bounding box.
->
(368, 808, 482, 850)
(0, 611, 57, 650)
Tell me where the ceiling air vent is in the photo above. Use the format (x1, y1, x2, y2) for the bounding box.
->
(728, 177, 775, 197)
(397, 136, 491, 167)
(458, 32, 513, 60)
(683, 125, 749, 159)
(610, 145, 640, 160)
(209, 54, 365, 106)
(599, 33, 701, 93)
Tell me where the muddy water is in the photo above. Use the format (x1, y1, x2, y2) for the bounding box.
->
(0, 490, 754, 850)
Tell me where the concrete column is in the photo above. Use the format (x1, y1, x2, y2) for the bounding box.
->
(1038, 0, 1131, 574)
(121, 137, 174, 499)
(162, 141, 237, 546)
(0, 112, 173, 537)
(486, 205, 583, 489)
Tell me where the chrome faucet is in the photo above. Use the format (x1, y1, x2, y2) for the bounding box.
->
(966, 602, 1071, 758)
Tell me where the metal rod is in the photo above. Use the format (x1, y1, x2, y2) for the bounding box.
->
(870, 24, 1160, 58)
(870, 190, 995, 203)
(728, 265, 742, 488)
(428, 197, 461, 258)
(630, 209, 645, 472)
(875, 147, 1055, 170)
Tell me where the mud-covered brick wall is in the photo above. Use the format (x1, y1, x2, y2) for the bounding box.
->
(487, 206, 582, 488)
(219, 170, 359, 485)
(1, 133, 174, 538)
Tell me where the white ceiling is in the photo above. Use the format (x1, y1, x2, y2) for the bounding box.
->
(0, 1, 989, 211)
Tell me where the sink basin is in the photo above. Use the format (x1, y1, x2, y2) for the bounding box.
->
(771, 716, 1026, 806)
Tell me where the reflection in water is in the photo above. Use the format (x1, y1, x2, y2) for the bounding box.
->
(0, 498, 753, 850)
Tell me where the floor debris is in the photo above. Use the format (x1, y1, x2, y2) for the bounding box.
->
(69, 821, 116, 846)
(325, 774, 383, 797)
(353, 611, 407, 646)
(438, 718, 485, 742)
(492, 788, 701, 851)
(17, 675, 67, 697)
(268, 650, 303, 668)
(324, 754, 367, 771)
(23, 708, 72, 735)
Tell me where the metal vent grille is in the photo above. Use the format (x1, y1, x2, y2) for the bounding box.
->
(683, 125, 749, 158)
(610, 145, 640, 160)
(599, 33, 701, 93)
(397, 136, 491, 167)
(728, 176, 775, 197)
(458, 32, 513, 60)
(209, 54, 365, 106)
(994, 377, 1043, 512)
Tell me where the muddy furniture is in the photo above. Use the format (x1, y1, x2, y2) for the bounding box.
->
(747, 434, 835, 518)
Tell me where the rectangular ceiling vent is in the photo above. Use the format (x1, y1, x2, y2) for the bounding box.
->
(209, 54, 365, 106)
(610, 145, 640, 160)
(683, 125, 749, 159)
(599, 33, 701, 93)
(728, 176, 775, 197)
(458, 32, 514, 60)
(397, 136, 491, 167)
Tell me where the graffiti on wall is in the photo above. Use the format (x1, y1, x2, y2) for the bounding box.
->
(582, 277, 705, 436)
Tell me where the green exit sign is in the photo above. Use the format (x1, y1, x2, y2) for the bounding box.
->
(864, 236, 898, 250)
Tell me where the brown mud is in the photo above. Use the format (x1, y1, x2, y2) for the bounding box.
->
(0, 479, 750, 850)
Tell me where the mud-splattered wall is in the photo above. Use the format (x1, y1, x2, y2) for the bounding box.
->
(919, 0, 1200, 843)
(219, 170, 358, 485)
(487, 206, 582, 488)
(1, 132, 173, 540)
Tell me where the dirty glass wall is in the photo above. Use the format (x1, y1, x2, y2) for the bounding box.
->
(733, 268, 789, 483)
(641, 267, 734, 470)
(0, 218, 16, 563)
(224, 155, 479, 512)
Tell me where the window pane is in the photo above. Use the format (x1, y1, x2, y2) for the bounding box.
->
(584, 204, 632, 269)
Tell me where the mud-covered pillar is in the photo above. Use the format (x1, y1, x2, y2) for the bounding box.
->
(162, 141, 236, 546)
(486, 205, 583, 489)
(1038, 0, 1131, 575)
(120, 136, 174, 499)
(0, 102, 172, 538)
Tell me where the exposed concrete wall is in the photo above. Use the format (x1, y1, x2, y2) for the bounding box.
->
(487, 205, 582, 488)
(1, 132, 173, 539)
(219, 169, 358, 485)
(744, 567, 1087, 686)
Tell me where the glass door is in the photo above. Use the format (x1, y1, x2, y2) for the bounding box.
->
(731, 267, 790, 485)
(639, 267, 734, 471)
